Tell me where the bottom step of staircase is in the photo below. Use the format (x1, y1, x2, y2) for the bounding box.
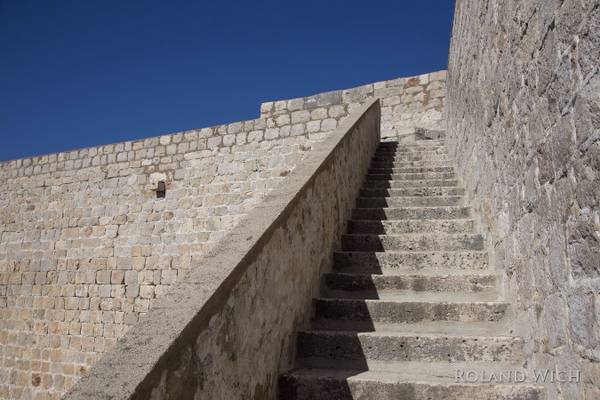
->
(280, 362, 545, 400)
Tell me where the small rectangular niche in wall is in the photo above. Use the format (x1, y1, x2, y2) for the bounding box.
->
(156, 181, 166, 198)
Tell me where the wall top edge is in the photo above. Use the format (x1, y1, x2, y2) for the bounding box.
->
(260, 69, 447, 112)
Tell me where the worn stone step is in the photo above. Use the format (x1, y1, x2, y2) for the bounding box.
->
(322, 272, 496, 298)
(371, 160, 455, 168)
(279, 365, 545, 400)
(377, 140, 445, 147)
(333, 251, 489, 274)
(311, 318, 513, 336)
(360, 187, 465, 197)
(374, 149, 448, 157)
(366, 172, 456, 181)
(352, 206, 470, 220)
(368, 166, 454, 174)
(348, 219, 475, 234)
(357, 196, 463, 208)
(372, 152, 451, 158)
(372, 154, 452, 162)
(375, 150, 448, 157)
(313, 298, 509, 324)
(341, 233, 484, 252)
(375, 152, 448, 158)
(321, 289, 500, 303)
(378, 141, 446, 149)
(363, 179, 459, 188)
(296, 331, 524, 366)
(378, 142, 445, 147)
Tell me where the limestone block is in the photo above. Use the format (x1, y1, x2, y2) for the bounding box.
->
(310, 108, 328, 120)
(288, 98, 304, 111)
(207, 136, 222, 149)
(260, 102, 273, 115)
(223, 134, 235, 147)
(265, 128, 280, 140)
(306, 120, 321, 133)
(321, 119, 337, 131)
(342, 84, 373, 103)
(275, 114, 290, 126)
(291, 110, 311, 124)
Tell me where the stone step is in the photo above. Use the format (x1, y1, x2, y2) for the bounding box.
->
(371, 160, 455, 168)
(357, 196, 463, 208)
(377, 140, 445, 146)
(362, 179, 459, 188)
(375, 149, 447, 154)
(296, 331, 524, 366)
(348, 219, 475, 234)
(352, 206, 470, 220)
(374, 149, 448, 156)
(372, 154, 452, 162)
(377, 142, 446, 148)
(311, 318, 513, 336)
(322, 272, 496, 298)
(313, 298, 510, 324)
(375, 150, 449, 157)
(279, 364, 545, 400)
(321, 289, 500, 303)
(368, 166, 454, 174)
(341, 233, 485, 252)
(360, 187, 465, 197)
(366, 172, 456, 181)
(333, 251, 489, 274)
(378, 141, 446, 149)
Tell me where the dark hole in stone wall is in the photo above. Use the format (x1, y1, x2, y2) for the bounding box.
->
(156, 181, 166, 198)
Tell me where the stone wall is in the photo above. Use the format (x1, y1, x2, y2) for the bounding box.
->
(261, 70, 446, 140)
(0, 71, 444, 399)
(0, 99, 342, 400)
(447, 0, 599, 398)
(63, 99, 380, 400)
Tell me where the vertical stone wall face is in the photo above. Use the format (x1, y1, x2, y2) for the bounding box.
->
(0, 72, 444, 399)
(447, 1, 599, 398)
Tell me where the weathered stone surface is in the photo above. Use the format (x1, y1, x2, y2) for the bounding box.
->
(296, 331, 523, 364)
(279, 369, 545, 400)
(447, 0, 600, 398)
(260, 71, 447, 139)
(334, 250, 489, 274)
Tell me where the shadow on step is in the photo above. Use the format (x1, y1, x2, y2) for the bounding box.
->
(279, 139, 453, 399)
(323, 273, 384, 300)
(279, 369, 423, 399)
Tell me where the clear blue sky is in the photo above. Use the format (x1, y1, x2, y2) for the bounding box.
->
(0, 0, 455, 161)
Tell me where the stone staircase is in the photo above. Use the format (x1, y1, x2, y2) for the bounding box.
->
(279, 140, 545, 399)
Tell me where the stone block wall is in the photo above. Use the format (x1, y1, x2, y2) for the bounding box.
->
(261, 70, 446, 140)
(0, 71, 444, 399)
(447, 0, 599, 398)
(0, 104, 345, 400)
